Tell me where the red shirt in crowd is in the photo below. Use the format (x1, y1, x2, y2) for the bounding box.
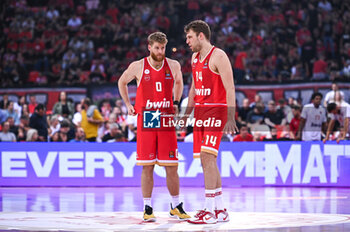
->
(289, 116, 300, 137)
(234, 52, 247, 70)
(233, 134, 254, 142)
(296, 28, 311, 46)
(313, 59, 327, 74)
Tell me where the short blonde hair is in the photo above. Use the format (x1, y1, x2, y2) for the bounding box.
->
(148, 32, 168, 45)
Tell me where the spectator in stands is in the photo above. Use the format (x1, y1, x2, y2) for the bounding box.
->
(69, 127, 86, 142)
(80, 97, 104, 142)
(17, 115, 30, 141)
(264, 100, 286, 128)
(6, 116, 18, 137)
(100, 99, 112, 121)
(14, 96, 27, 119)
(278, 98, 292, 123)
(323, 82, 345, 107)
(26, 128, 39, 142)
(312, 54, 328, 80)
(4, 101, 20, 125)
(67, 15, 82, 31)
(0, 121, 16, 142)
(237, 98, 251, 125)
(72, 102, 82, 126)
(46, 6, 59, 21)
(21, 103, 30, 118)
(297, 92, 327, 141)
(115, 98, 128, 116)
(289, 105, 301, 140)
(233, 124, 253, 142)
(52, 91, 74, 120)
(28, 94, 37, 115)
(49, 115, 60, 138)
(247, 102, 265, 128)
(0, 94, 9, 109)
(102, 122, 125, 142)
(29, 103, 48, 141)
(249, 94, 264, 109)
(126, 114, 137, 142)
(0, 109, 7, 124)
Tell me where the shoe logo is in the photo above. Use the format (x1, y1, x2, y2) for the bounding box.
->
(223, 215, 228, 221)
(204, 216, 211, 221)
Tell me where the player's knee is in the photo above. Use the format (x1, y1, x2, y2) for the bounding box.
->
(200, 152, 217, 167)
(142, 165, 154, 174)
(165, 166, 178, 176)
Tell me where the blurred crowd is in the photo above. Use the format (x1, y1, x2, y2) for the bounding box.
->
(2, 0, 350, 88)
(0, 83, 349, 142)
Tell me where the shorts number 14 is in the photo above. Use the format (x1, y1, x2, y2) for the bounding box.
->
(205, 135, 217, 146)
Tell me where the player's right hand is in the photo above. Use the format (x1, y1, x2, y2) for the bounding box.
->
(127, 105, 136, 116)
(179, 115, 188, 128)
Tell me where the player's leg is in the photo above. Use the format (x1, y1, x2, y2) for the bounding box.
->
(137, 115, 157, 222)
(158, 121, 190, 220)
(165, 165, 179, 196)
(214, 163, 229, 222)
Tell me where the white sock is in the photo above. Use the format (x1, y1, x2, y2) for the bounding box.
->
(215, 187, 224, 210)
(143, 198, 152, 208)
(204, 189, 216, 212)
(171, 195, 180, 208)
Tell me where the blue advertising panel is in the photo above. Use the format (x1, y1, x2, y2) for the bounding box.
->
(1, 142, 350, 187)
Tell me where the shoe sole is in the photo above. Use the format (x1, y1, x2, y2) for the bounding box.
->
(169, 213, 190, 220)
(217, 219, 230, 222)
(187, 219, 217, 224)
(143, 218, 156, 222)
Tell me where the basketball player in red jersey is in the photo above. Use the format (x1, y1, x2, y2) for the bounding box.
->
(184, 20, 239, 224)
(118, 32, 190, 222)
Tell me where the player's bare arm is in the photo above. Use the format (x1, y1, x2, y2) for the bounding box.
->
(168, 59, 184, 115)
(296, 117, 306, 140)
(212, 48, 238, 134)
(338, 117, 349, 143)
(118, 60, 142, 116)
(183, 53, 197, 118)
(323, 119, 335, 143)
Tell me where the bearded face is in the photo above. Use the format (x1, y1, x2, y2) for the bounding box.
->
(149, 42, 166, 62)
(150, 50, 165, 62)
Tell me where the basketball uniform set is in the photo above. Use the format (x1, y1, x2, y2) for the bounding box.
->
(134, 57, 178, 166)
(192, 46, 227, 158)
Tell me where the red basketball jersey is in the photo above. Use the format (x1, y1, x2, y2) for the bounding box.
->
(192, 47, 226, 105)
(134, 57, 174, 114)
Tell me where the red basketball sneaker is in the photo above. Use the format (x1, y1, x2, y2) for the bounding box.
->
(188, 209, 217, 224)
(214, 208, 230, 222)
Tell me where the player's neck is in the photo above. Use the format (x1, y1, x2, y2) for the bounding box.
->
(199, 43, 213, 61)
(148, 56, 164, 70)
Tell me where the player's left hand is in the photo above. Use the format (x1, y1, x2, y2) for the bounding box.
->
(173, 105, 179, 116)
(224, 119, 239, 135)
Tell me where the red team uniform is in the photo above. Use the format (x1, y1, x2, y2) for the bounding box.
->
(192, 47, 227, 158)
(134, 57, 178, 166)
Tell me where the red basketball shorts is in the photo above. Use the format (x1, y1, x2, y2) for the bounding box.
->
(193, 105, 227, 158)
(136, 114, 178, 166)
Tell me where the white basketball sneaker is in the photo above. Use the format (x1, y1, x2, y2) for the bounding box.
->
(214, 208, 230, 222)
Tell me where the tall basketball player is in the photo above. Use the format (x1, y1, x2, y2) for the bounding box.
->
(118, 32, 190, 222)
(184, 20, 239, 224)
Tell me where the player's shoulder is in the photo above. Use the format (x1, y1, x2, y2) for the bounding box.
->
(128, 58, 144, 70)
(191, 52, 198, 62)
(304, 103, 313, 108)
(166, 57, 180, 66)
(212, 47, 228, 58)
